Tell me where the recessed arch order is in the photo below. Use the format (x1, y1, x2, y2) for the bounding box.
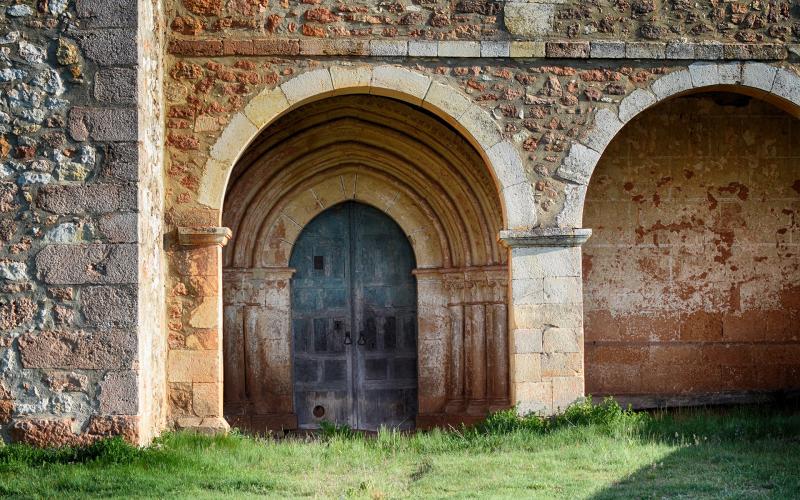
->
(199, 64, 536, 232)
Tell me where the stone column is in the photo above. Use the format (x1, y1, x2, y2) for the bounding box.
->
(501, 228, 592, 415)
(168, 227, 231, 434)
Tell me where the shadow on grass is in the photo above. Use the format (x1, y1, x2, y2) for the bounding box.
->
(592, 403, 800, 499)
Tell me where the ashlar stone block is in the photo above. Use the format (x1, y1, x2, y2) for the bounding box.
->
(371, 65, 431, 105)
(244, 87, 290, 129)
(618, 88, 656, 123)
(280, 68, 333, 105)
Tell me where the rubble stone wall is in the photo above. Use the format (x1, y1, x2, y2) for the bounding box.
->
(0, 0, 165, 446)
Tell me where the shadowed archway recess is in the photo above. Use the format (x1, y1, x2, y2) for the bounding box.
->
(222, 95, 511, 431)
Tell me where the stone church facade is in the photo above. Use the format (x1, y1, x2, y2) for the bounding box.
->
(0, 0, 798, 445)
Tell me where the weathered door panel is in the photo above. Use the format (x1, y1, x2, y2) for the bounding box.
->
(352, 204, 418, 431)
(290, 205, 354, 429)
(290, 202, 417, 431)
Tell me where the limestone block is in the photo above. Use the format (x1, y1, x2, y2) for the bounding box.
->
(459, 104, 502, 150)
(718, 62, 742, 85)
(423, 81, 472, 122)
(481, 41, 510, 58)
(618, 88, 656, 123)
(552, 376, 583, 410)
(371, 65, 431, 105)
(192, 383, 222, 417)
(510, 41, 545, 58)
(665, 42, 694, 59)
(487, 141, 527, 188)
(541, 352, 582, 377)
(555, 184, 587, 228)
(504, 2, 557, 38)
(513, 328, 543, 354)
(330, 65, 372, 93)
(512, 246, 581, 279)
(688, 61, 719, 88)
(542, 327, 581, 353)
(209, 112, 258, 164)
(589, 41, 624, 59)
(438, 41, 480, 58)
(514, 381, 552, 415)
(168, 350, 219, 383)
(772, 68, 800, 107)
(650, 69, 692, 100)
(189, 296, 219, 329)
(555, 143, 599, 185)
(408, 40, 437, 57)
(694, 42, 724, 60)
(584, 108, 623, 154)
(625, 42, 665, 59)
(198, 158, 228, 208)
(280, 68, 333, 105)
(512, 353, 542, 383)
(542, 276, 582, 305)
(244, 87, 290, 128)
(370, 40, 407, 57)
(511, 278, 544, 305)
(741, 62, 777, 92)
(512, 304, 584, 330)
(502, 181, 537, 229)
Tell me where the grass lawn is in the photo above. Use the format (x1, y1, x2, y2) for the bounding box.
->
(1, 400, 799, 499)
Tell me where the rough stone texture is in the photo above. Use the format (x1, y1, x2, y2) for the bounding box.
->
(99, 371, 138, 414)
(38, 184, 137, 214)
(36, 245, 137, 285)
(95, 68, 137, 104)
(0, 0, 146, 446)
(82, 286, 137, 327)
(18, 329, 137, 370)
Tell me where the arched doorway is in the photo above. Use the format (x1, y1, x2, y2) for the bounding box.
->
(290, 202, 417, 430)
(221, 94, 510, 433)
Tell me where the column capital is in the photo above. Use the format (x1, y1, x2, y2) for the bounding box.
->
(176, 226, 232, 248)
(499, 228, 592, 248)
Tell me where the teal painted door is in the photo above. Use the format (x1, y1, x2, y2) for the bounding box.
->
(290, 202, 418, 431)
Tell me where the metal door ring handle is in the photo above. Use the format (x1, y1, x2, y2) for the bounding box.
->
(344, 331, 352, 345)
(357, 332, 366, 345)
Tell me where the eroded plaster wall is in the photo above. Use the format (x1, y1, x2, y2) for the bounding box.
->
(584, 93, 800, 400)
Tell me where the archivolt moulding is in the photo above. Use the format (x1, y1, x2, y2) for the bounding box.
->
(197, 64, 536, 231)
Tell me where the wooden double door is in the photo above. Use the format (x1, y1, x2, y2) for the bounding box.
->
(290, 202, 418, 431)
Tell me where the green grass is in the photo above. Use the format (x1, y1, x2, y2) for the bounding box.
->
(1, 399, 799, 499)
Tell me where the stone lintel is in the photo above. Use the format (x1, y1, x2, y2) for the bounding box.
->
(177, 226, 232, 248)
(166, 38, 789, 61)
(499, 228, 592, 248)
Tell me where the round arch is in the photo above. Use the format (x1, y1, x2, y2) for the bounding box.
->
(198, 64, 536, 231)
(221, 94, 512, 432)
(555, 62, 800, 227)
